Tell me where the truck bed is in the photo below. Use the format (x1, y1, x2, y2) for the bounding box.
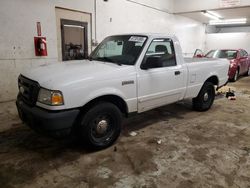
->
(184, 57, 223, 63)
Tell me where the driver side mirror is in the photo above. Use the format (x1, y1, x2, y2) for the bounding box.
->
(141, 62, 149, 70)
(193, 49, 204, 58)
(195, 54, 204, 58)
(141, 56, 159, 70)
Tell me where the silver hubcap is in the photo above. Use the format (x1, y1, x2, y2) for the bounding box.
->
(96, 120, 108, 134)
(204, 93, 209, 101)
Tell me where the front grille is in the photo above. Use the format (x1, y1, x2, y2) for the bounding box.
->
(18, 75, 40, 106)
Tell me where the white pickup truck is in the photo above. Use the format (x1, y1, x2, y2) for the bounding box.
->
(16, 34, 229, 149)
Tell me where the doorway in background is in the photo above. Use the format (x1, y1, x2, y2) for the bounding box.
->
(61, 19, 88, 61)
(55, 7, 92, 61)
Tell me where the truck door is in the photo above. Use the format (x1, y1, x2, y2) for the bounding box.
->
(137, 38, 186, 113)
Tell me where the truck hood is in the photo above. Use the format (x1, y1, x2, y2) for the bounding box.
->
(22, 60, 136, 89)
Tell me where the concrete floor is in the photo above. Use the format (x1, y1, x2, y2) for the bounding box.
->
(0, 77, 250, 188)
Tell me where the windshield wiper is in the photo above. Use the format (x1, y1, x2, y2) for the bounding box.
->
(88, 56, 93, 61)
(96, 57, 122, 66)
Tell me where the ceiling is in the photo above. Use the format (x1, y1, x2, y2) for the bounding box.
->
(176, 6, 250, 25)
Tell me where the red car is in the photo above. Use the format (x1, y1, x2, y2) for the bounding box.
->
(205, 49, 250, 82)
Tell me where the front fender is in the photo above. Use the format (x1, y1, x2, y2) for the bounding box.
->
(81, 87, 127, 107)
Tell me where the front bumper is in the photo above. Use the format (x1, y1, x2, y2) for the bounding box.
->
(16, 97, 80, 135)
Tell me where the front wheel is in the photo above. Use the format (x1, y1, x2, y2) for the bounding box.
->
(232, 69, 239, 82)
(192, 82, 215, 112)
(78, 102, 122, 149)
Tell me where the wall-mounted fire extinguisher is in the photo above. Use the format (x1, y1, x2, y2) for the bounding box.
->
(34, 37, 48, 56)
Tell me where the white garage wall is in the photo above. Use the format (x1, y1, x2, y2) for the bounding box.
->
(0, 0, 57, 102)
(96, 0, 205, 56)
(205, 33, 250, 54)
(0, 0, 205, 102)
(173, 0, 250, 13)
(0, 0, 94, 102)
(127, 0, 174, 12)
(0, 0, 94, 61)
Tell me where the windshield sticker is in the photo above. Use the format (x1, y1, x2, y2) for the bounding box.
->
(129, 36, 146, 43)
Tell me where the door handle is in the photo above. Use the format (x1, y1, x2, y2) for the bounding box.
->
(175, 71, 181, 75)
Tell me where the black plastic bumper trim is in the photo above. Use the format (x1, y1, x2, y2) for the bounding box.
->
(16, 99, 80, 132)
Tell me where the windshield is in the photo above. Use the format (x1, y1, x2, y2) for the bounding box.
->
(205, 50, 237, 59)
(90, 35, 148, 65)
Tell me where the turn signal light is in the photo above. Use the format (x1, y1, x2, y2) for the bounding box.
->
(51, 93, 64, 105)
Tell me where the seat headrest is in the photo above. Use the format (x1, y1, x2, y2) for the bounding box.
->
(155, 45, 168, 53)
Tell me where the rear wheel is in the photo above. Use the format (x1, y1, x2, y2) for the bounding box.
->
(78, 102, 122, 149)
(192, 82, 215, 112)
(244, 67, 250, 76)
(232, 69, 239, 82)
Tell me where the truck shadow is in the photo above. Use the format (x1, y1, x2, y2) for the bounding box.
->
(122, 94, 225, 135)
(0, 101, 191, 187)
(0, 95, 225, 154)
(0, 125, 86, 187)
(122, 100, 194, 135)
(0, 96, 225, 187)
(0, 97, 223, 155)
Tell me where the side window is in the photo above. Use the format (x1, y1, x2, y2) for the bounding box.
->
(243, 50, 248, 57)
(142, 38, 176, 69)
(239, 50, 245, 58)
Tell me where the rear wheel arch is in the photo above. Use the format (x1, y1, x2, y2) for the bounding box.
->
(205, 76, 219, 87)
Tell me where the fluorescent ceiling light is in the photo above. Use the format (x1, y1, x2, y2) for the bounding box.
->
(202, 10, 222, 20)
(206, 11, 223, 19)
(202, 12, 220, 20)
(209, 18, 247, 25)
(63, 24, 85, 29)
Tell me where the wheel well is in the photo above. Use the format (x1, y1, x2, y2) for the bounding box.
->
(80, 95, 128, 116)
(205, 76, 219, 86)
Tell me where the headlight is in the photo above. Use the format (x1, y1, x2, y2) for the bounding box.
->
(38, 88, 64, 106)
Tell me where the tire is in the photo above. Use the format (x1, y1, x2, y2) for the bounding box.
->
(231, 69, 239, 82)
(78, 102, 122, 149)
(244, 67, 250, 76)
(192, 82, 215, 112)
